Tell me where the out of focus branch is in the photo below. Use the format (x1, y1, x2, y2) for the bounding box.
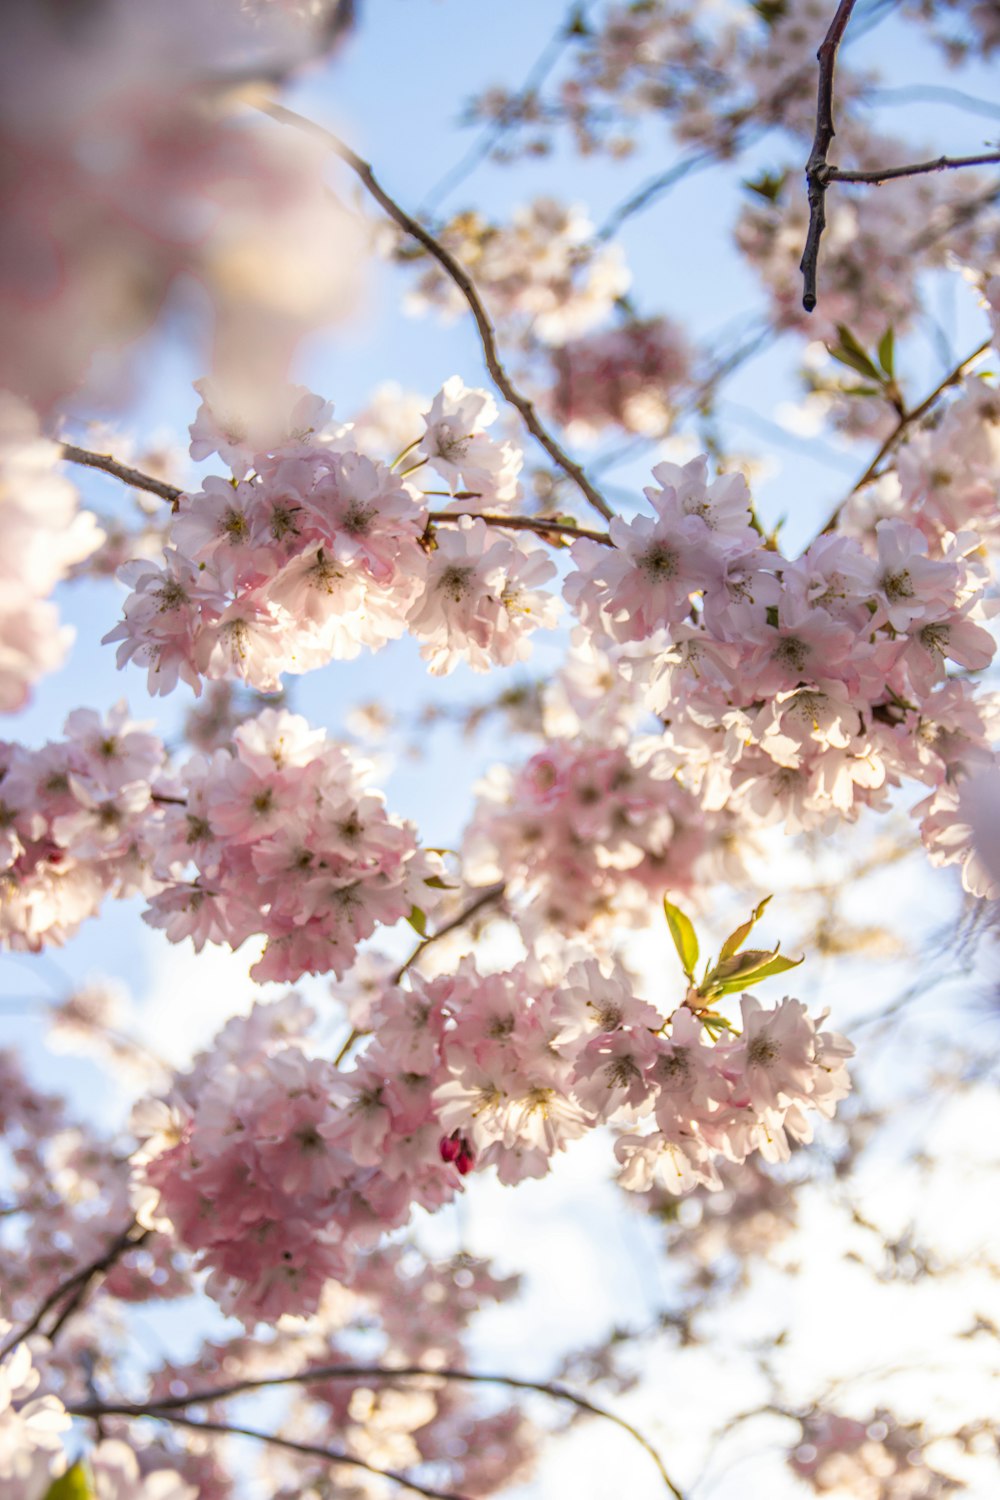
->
(818, 336, 991, 534)
(801, 0, 859, 312)
(418, 1, 593, 214)
(261, 101, 614, 523)
(72, 1410, 473, 1500)
(60, 444, 183, 509)
(73, 1359, 685, 1497)
(0, 1221, 148, 1356)
(597, 147, 719, 241)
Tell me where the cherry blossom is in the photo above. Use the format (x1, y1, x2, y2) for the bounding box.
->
(0, 396, 103, 712)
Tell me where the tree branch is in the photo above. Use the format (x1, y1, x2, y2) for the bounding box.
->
(260, 101, 614, 523)
(0, 1222, 147, 1356)
(818, 336, 991, 534)
(800, 0, 859, 313)
(59, 444, 183, 509)
(829, 149, 1000, 185)
(71, 1359, 685, 1498)
(427, 511, 613, 546)
(68, 1409, 474, 1500)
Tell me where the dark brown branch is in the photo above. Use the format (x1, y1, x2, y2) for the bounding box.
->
(261, 101, 614, 523)
(67, 1409, 473, 1500)
(71, 1359, 684, 1498)
(819, 336, 991, 534)
(0, 1222, 147, 1356)
(60, 444, 183, 509)
(427, 510, 613, 546)
(800, 0, 859, 313)
(829, 149, 1000, 185)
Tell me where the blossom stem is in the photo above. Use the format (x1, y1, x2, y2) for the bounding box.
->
(426, 511, 613, 546)
(259, 101, 615, 523)
(390, 436, 422, 469)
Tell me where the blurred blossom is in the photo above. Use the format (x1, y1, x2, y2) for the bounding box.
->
(0, 0, 364, 415)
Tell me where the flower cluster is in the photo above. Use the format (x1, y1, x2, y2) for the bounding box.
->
(131, 991, 464, 1324)
(0, 703, 166, 952)
(132, 953, 850, 1323)
(0, 705, 440, 979)
(0, 396, 103, 712)
(107, 377, 556, 692)
(474, 0, 867, 159)
(547, 316, 692, 438)
(399, 198, 630, 345)
(144, 708, 441, 982)
(790, 1406, 961, 1497)
(564, 454, 1000, 893)
(869, 374, 1000, 557)
(465, 735, 741, 933)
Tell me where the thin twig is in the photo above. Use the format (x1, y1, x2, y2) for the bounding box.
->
(418, 1, 592, 214)
(0, 1222, 146, 1356)
(909, 180, 1000, 254)
(332, 882, 507, 1068)
(67, 1409, 473, 1500)
(871, 82, 1000, 121)
(393, 882, 506, 987)
(818, 336, 991, 534)
(71, 1359, 684, 1498)
(260, 101, 613, 523)
(59, 444, 183, 509)
(829, 149, 1000, 185)
(597, 147, 719, 241)
(801, 0, 859, 312)
(427, 510, 612, 545)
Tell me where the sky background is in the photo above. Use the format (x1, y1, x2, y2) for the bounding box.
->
(3, 2, 1000, 1495)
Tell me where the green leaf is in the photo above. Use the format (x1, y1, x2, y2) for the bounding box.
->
(708, 946, 781, 986)
(710, 951, 804, 997)
(829, 325, 882, 383)
(663, 898, 699, 979)
(765, 604, 780, 629)
(406, 905, 428, 938)
(45, 1466, 95, 1500)
(718, 896, 772, 961)
(877, 326, 895, 378)
(743, 170, 786, 203)
(423, 875, 458, 890)
(840, 383, 882, 397)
